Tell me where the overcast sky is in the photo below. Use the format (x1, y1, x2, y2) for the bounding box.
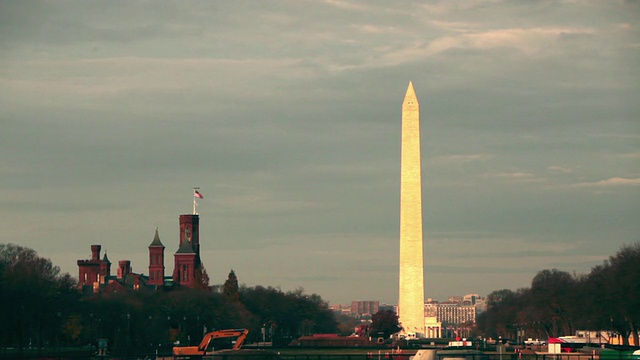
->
(1, 0, 638, 305)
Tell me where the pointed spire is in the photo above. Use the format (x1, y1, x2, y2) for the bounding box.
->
(407, 80, 414, 93)
(404, 81, 417, 102)
(149, 227, 165, 247)
(102, 252, 111, 264)
(176, 236, 195, 254)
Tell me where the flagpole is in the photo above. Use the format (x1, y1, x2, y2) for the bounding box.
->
(193, 187, 199, 215)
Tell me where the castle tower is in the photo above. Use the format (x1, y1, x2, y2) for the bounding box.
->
(78, 244, 105, 288)
(148, 228, 165, 286)
(99, 252, 111, 284)
(173, 237, 197, 287)
(179, 214, 200, 267)
(398, 81, 426, 337)
(117, 260, 131, 279)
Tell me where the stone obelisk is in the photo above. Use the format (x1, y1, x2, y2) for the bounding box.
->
(398, 81, 425, 337)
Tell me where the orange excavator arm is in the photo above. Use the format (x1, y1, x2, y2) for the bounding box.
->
(173, 328, 249, 357)
(198, 328, 249, 352)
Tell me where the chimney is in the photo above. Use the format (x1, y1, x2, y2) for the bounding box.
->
(91, 245, 101, 261)
(117, 260, 131, 279)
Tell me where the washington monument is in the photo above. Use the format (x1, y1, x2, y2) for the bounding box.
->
(398, 81, 425, 337)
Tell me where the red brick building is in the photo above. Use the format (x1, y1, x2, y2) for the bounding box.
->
(77, 245, 111, 293)
(77, 213, 203, 293)
(148, 228, 165, 287)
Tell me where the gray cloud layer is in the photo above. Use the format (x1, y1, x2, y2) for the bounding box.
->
(1, 0, 638, 304)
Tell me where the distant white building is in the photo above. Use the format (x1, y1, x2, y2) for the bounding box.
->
(463, 293, 487, 313)
(422, 294, 485, 338)
(425, 302, 476, 325)
(424, 316, 442, 338)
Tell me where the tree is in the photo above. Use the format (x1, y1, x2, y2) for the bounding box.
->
(476, 242, 640, 344)
(0, 244, 79, 351)
(292, 293, 338, 335)
(608, 243, 640, 346)
(223, 270, 240, 303)
(370, 310, 402, 339)
(529, 269, 577, 337)
(240, 285, 338, 343)
(194, 265, 210, 290)
(478, 289, 524, 339)
(337, 314, 363, 336)
(584, 243, 640, 346)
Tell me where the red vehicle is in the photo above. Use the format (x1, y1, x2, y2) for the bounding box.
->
(548, 336, 587, 352)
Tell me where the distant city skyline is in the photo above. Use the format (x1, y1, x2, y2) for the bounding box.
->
(1, 1, 638, 305)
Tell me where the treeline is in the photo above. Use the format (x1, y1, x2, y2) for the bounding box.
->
(3, 241, 638, 355)
(0, 244, 338, 356)
(476, 242, 640, 346)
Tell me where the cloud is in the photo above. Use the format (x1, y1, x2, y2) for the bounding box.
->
(481, 172, 534, 179)
(342, 23, 599, 79)
(424, 232, 604, 277)
(548, 166, 573, 173)
(322, 0, 371, 12)
(468, 27, 594, 53)
(1, 56, 332, 116)
(424, 26, 595, 57)
(430, 154, 493, 164)
(620, 152, 640, 159)
(573, 177, 640, 187)
(2, 0, 638, 304)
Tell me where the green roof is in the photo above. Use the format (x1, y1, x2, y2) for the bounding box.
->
(175, 238, 195, 254)
(149, 227, 164, 247)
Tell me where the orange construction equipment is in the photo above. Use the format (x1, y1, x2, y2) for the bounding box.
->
(173, 328, 249, 358)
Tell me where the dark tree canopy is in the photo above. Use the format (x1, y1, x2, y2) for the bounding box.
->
(370, 310, 402, 339)
(241, 285, 338, 342)
(0, 245, 339, 356)
(477, 242, 640, 345)
(0, 244, 78, 351)
(223, 269, 240, 303)
(194, 265, 210, 290)
(3, 241, 637, 356)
